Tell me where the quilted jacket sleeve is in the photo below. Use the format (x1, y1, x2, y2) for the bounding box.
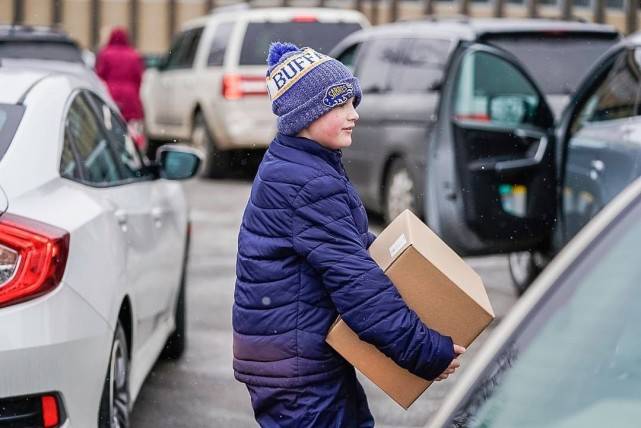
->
(292, 175, 454, 381)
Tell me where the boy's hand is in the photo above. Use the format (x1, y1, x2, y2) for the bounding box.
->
(434, 344, 466, 381)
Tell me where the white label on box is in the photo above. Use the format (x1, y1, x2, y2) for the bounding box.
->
(389, 233, 407, 258)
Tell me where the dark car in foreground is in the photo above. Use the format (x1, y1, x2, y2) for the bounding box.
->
(427, 175, 641, 428)
(331, 18, 619, 227)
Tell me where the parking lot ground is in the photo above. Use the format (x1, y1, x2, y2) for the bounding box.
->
(131, 178, 517, 428)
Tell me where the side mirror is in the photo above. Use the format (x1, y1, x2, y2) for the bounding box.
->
(428, 79, 442, 92)
(156, 145, 202, 180)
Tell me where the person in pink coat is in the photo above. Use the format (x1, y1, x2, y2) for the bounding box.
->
(96, 27, 145, 148)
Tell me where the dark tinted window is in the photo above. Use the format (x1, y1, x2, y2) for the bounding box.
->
(60, 130, 81, 180)
(446, 195, 641, 427)
(181, 27, 204, 68)
(165, 27, 204, 70)
(89, 94, 148, 180)
(336, 43, 361, 73)
(573, 49, 641, 126)
(485, 34, 618, 94)
(65, 94, 120, 185)
(389, 38, 451, 93)
(0, 41, 83, 63)
(0, 104, 25, 163)
(239, 21, 362, 65)
(207, 22, 234, 66)
(357, 38, 403, 93)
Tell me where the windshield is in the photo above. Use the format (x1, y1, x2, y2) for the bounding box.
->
(485, 34, 618, 95)
(239, 21, 363, 65)
(0, 41, 84, 63)
(447, 193, 641, 427)
(0, 104, 25, 164)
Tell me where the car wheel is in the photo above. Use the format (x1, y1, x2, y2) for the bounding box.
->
(508, 251, 543, 295)
(384, 158, 417, 224)
(191, 113, 231, 178)
(98, 322, 130, 428)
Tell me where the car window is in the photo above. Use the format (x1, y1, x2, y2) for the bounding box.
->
(453, 50, 542, 126)
(389, 38, 451, 93)
(88, 94, 148, 181)
(60, 129, 81, 180)
(0, 104, 25, 164)
(357, 38, 403, 94)
(181, 27, 204, 69)
(572, 49, 641, 131)
(165, 27, 203, 70)
(485, 33, 618, 95)
(0, 41, 84, 63)
(336, 43, 361, 73)
(65, 94, 120, 185)
(239, 21, 362, 65)
(165, 31, 188, 70)
(207, 22, 234, 67)
(446, 192, 641, 428)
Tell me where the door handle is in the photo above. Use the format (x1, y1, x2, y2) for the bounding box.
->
(114, 209, 128, 231)
(151, 207, 165, 228)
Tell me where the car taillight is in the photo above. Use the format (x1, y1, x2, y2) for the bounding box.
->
(291, 15, 318, 22)
(222, 74, 268, 100)
(0, 213, 69, 308)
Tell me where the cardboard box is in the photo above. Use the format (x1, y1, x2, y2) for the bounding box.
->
(326, 210, 495, 409)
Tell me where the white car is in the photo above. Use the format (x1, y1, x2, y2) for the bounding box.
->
(0, 67, 200, 427)
(141, 6, 369, 177)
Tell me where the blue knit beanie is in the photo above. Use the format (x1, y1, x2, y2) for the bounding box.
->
(266, 42, 362, 136)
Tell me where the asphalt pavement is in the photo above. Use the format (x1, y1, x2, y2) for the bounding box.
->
(131, 178, 517, 428)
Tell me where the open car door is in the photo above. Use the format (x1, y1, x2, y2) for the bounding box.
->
(426, 44, 557, 256)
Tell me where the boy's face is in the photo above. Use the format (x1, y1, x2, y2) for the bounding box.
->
(299, 98, 359, 150)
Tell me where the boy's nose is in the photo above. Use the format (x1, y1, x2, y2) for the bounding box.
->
(349, 108, 359, 122)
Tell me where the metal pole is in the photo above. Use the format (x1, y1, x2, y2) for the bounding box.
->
(91, 0, 101, 49)
(205, 0, 215, 13)
(283, 0, 290, 6)
(52, 0, 63, 26)
(492, 0, 505, 17)
(459, 0, 470, 15)
(130, 0, 139, 48)
(12, 0, 24, 25)
(168, 0, 177, 45)
(624, 0, 638, 34)
(592, 0, 605, 23)
(390, 0, 400, 21)
(319, 0, 327, 7)
(525, 0, 538, 18)
(423, 0, 434, 16)
(560, 0, 572, 20)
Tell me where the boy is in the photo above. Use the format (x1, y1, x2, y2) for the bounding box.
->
(233, 42, 464, 427)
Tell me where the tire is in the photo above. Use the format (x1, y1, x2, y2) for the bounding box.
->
(161, 278, 186, 360)
(383, 158, 418, 224)
(191, 113, 232, 178)
(508, 251, 543, 295)
(161, 231, 189, 360)
(98, 322, 130, 428)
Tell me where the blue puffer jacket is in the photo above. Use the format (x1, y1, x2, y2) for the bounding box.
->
(233, 134, 454, 389)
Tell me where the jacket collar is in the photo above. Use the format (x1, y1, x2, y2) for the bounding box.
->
(272, 133, 344, 175)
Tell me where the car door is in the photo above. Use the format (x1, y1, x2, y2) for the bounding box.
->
(88, 94, 180, 344)
(426, 44, 557, 256)
(560, 47, 641, 245)
(166, 26, 204, 137)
